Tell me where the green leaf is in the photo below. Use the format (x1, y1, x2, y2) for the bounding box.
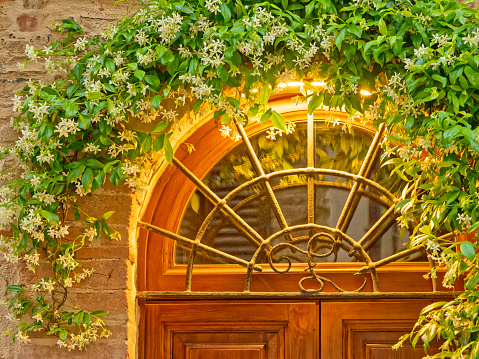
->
(308, 94, 323, 115)
(231, 51, 241, 67)
(81, 167, 93, 189)
(40, 210, 59, 223)
(190, 192, 200, 214)
(466, 272, 479, 290)
(86, 92, 104, 100)
(165, 134, 173, 164)
(144, 74, 161, 90)
(217, 65, 229, 83)
(160, 49, 174, 64)
(107, 98, 115, 113)
(105, 59, 115, 73)
(156, 45, 166, 59)
(219, 1, 231, 22)
(104, 83, 117, 94)
(65, 103, 78, 118)
(260, 109, 272, 123)
(73, 205, 81, 220)
(343, 43, 355, 61)
(461, 241, 475, 261)
(153, 133, 165, 151)
(90, 310, 108, 316)
(83, 312, 90, 326)
(465, 66, 479, 88)
(378, 18, 387, 36)
(142, 134, 152, 153)
(188, 56, 199, 74)
(258, 83, 272, 105)
(67, 163, 85, 183)
(73, 311, 83, 327)
(226, 97, 240, 109)
(432, 74, 447, 87)
(151, 95, 162, 110)
(166, 56, 179, 75)
(335, 27, 347, 50)
(102, 211, 115, 220)
(152, 121, 168, 133)
(85, 159, 104, 169)
(7, 285, 24, 292)
(66, 84, 79, 98)
(271, 110, 285, 130)
(134, 69, 145, 80)
(59, 330, 68, 341)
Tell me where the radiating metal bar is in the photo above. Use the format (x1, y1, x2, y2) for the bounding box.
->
(358, 205, 396, 247)
(172, 157, 263, 247)
(335, 123, 386, 236)
(361, 217, 396, 253)
(307, 111, 315, 224)
(234, 121, 293, 242)
(221, 168, 398, 206)
(232, 182, 393, 222)
(359, 185, 416, 252)
(357, 245, 424, 274)
(138, 221, 262, 271)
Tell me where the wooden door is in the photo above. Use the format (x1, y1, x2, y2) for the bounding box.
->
(321, 300, 441, 359)
(143, 301, 319, 359)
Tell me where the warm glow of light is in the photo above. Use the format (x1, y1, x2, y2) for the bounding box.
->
(286, 81, 304, 87)
(251, 88, 258, 93)
(277, 81, 326, 88)
(360, 89, 372, 96)
(311, 81, 326, 87)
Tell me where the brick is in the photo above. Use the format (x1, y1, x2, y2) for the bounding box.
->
(17, 339, 128, 359)
(0, 1, 143, 357)
(75, 246, 129, 260)
(26, 322, 127, 341)
(19, 257, 127, 291)
(98, 225, 129, 247)
(69, 290, 128, 314)
(74, 194, 133, 225)
(79, 259, 127, 290)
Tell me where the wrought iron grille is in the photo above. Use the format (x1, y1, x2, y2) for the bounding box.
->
(139, 111, 446, 294)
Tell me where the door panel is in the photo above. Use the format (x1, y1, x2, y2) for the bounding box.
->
(186, 344, 266, 359)
(144, 301, 319, 359)
(321, 301, 441, 359)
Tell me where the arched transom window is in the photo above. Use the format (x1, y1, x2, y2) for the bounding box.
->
(138, 105, 436, 294)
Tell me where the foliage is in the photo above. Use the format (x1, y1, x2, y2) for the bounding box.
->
(2, 0, 479, 354)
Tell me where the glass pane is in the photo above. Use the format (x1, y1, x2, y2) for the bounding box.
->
(175, 121, 423, 265)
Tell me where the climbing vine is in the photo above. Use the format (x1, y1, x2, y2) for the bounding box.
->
(2, 0, 479, 355)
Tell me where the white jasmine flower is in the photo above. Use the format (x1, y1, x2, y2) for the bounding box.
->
(25, 44, 37, 61)
(73, 37, 88, 52)
(413, 44, 429, 58)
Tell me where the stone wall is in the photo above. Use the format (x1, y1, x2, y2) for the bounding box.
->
(0, 1, 136, 358)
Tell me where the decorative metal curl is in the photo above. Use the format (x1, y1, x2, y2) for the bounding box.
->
(267, 232, 368, 293)
(267, 232, 335, 273)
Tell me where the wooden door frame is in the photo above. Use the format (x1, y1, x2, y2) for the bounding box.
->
(137, 96, 445, 294)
